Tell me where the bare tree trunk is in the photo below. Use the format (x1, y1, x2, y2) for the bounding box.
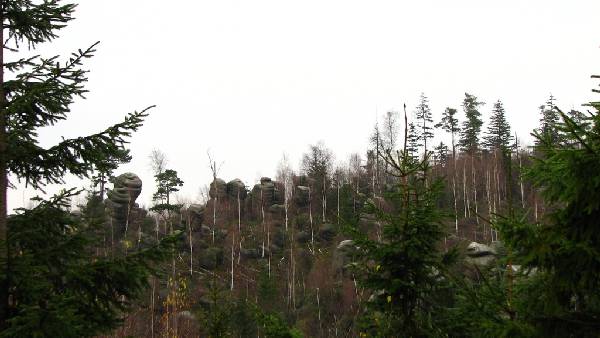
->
(188, 211, 193, 276)
(463, 159, 469, 218)
(451, 132, 458, 234)
(151, 279, 156, 338)
(516, 140, 525, 209)
(534, 196, 538, 222)
(212, 193, 217, 243)
(317, 287, 322, 334)
(322, 176, 327, 223)
(238, 189, 241, 232)
(486, 168, 492, 241)
(472, 155, 479, 226)
(231, 234, 234, 290)
(261, 189, 266, 258)
(309, 187, 314, 253)
(337, 181, 340, 225)
(267, 225, 271, 277)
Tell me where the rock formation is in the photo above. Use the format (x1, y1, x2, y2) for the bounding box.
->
(105, 172, 142, 234)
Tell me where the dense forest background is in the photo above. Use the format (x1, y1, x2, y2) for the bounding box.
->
(1, 1, 600, 338)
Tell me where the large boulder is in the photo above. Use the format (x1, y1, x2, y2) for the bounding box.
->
(465, 242, 497, 266)
(269, 204, 285, 216)
(105, 172, 142, 234)
(226, 178, 247, 200)
(188, 204, 205, 227)
(209, 178, 227, 199)
(240, 248, 261, 259)
(247, 177, 284, 211)
(333, 240, 357, 276)
(294, 186, 310, 207)
(296, 231, 311, 244)
(318, 223, 337, 242)
(199, 247, 224, 270)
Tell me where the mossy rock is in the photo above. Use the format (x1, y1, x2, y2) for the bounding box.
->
(294, 213, 310, 229)
(199, 247, 224, 270)
(296, 231, 311, 244)
(273, 229, 287, 248)
(318, 223, 337, 241)
(268, 204, 285, 216)
(241, 248, 261, 259)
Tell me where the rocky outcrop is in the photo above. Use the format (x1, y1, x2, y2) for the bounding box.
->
(294, 186, 310, 207)
(465, 241, 497, 266)
(333, 239, 357, 276)
(209, 178, 227, 199)
(226, 178, 247, 200)
(188, 204, 205, 227)
(105, 172, 142, 234)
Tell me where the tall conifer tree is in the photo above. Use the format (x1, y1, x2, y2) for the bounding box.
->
(415, 92, 434, 156)
(459, 93, 484, 153)
(484, 100, 513, 152)
(0, 2, 178, 335)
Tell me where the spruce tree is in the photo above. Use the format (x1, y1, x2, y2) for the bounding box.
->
(435, 107, 460, 232)
(497, 78, 600, 337)
(0, 1, 179, 335)
(433, 141, 449, 167)
(436, 107, 460, 158)
(415, 92, 434, 156)
(406, 122, 421, 162)
(349, 111, 455, 337)
(535, 94, 561, 146)
(459, 93, 484, 154)
(484, 100, 513, 152)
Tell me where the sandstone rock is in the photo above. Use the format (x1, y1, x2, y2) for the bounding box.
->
(295, 186, 310, 207)
(226, 178, 247, 199)
(199, 247, 224, 270)
(465, 242, 497, 266)
(209, 178, 227, 199)
(105, 172, 143, 234)
(318, 223, 337, 241)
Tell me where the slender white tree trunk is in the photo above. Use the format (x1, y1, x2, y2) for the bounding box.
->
(309, 187, 314, 253)
(463, 160, 469, 218)
(472, 155, 479, 226)
(261, 189, 265, 258)
(231, 234, 234, 290)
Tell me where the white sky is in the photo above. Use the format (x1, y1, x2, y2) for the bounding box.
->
(8, 0, 600, 210)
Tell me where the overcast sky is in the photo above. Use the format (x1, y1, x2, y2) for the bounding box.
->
(8, 0, 600, 210)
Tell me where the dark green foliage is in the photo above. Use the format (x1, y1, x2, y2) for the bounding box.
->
(150, 169, 184, 214)
(484, 100, 513, 152)
(3, 1, 76, 47)
(91, 148, 131, 199)
(433, 142, 449, 166)
(445, 263, 536, 338)
(535, 94, 561, 146)
(0, 1, 180, 335)
(406, 122, 421, 161)
(197, 279, 302, 338)
(255, 309, 303, 338)
(1, 190, 179, 337)
(4, 34, 150, 189)
(459, 93, 484, 154)
(496, 85, 600, 337)
(349, 144, 456, 337)
(196, 281, 234, 337)
(436, 107, 460, 137)
(415, 92, 434, 153)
